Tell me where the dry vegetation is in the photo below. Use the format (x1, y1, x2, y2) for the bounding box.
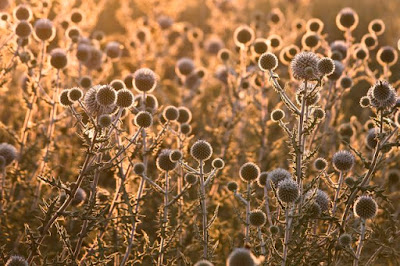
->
(0, 0, 400, 265)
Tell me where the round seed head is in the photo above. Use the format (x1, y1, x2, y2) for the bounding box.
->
(98, 114, 112, 128)
(332, 150, 355, 172)
(177, 107, 192, 124)
(163, 106, 179, 121)
(338, 234, 352, 247)
(291, 52, 320, 80)
(15, 21, 32, 38)
(249, 210, 266, 227)
(169, 150, 183, 162)
(302, 32, 320, 49)
(336, 8, 359, 31)
(96, 85, 116, 107)
(330, 40, 347, 61)
(359, 96, 370, 108)
(156, 149, 177, 172)
(340, 76, 353, 89)
(176, 58, 195, 76)
(59, 89, 73, 107)
(354, 196, 377, 220)
(252, 38, 268, 54)
(71, 187, 87, 206)
(212, 158, 225, 169)
(312, 108, 325, 119)
(133, 68, 157, 93)
(355, 46, 368, 60)
(233, 25, 255, 47)
(227, 181, 238, 192)
(227, 248, 259, 266)
(14, 5, 32, 21)
(257, 172, 269, 187)
(366, 128, 378, 149)
(327, 60, 344, 80)
(218, 48, 230, 62)
(271, 109, 285, 122)
(194, 260, 214, 266)
(339, 123, 354, 138)
(377, 46, 398, 66)
(76, 44, 91, 62)
(368, 19, 385, 36)
(133, 162, 145, 175)
(314, 157, 328, 171)
(34, 18, 55, 41)
(84, 85, 111, 115)
(306, 189, 330, 212)
(278, 179, 299, 203)
(239, 162, 260, 182)
(204, 36, 224, 54)
(84, 47, 103, 70)
(307, 18, 324, 33)
(269, 225, 279, 235)
(134, 111, 153, 128)
(367, 80, 396, 109)
(134, 94, 159, 113)
(185, 173, 197, 184)
(317, 57, 335, 76)
(105, 41, 122, 59)
(68, 87, 83, 102)
(0, 143, 17, 165)
(5, 255, 28, 266)
(258, 52, 278, 71)
(116, 89, 134, 108)
(191, 140, 213, 161)
(70, 9, 83, 23)
(268, 168, 292, 187)
(50, 48, 68, 69)
(110, 79, 126, 91)
(157, 15, 173, 30)
(180, 123, 192, 135)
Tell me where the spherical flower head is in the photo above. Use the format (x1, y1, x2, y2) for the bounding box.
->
(227, 248, 259, 266)
(269, 225, 279, 235)
(233, 25, 255, 48)
(156, 149, 177, 172)
(340, 76, 353, 89)
(227, 181, 238, 192)
(317, 57, 335, 76)
(110, 79, 126, 91)
(296, 84, 321, 106)
(96, 85, 117, 107)
(354, 196, 377, 220)
(268, 168, 291, 188)
(369, 19, 385, 36)
(116, 89, 134, 108)
(314, 157, 328, 171)
(239, 162, 260, 182)
(105, 41, 122, 59)
(133, 68, 157, 93)
(258, 52, 278, 71)
(332, 150, 355, 172)
(277, 179, 299, 203)
(338, 233, 352, 247)
(185, 173, 197, 184)
(14, 5, 32, 21)
(377, 46, 398, 66)
(5, 255, 28, 266)
(252, 38, 268, 54)
(305, 189, 330, 212)
(180, 123, 192, 135)
(330, 40, 348, 61)
(0, 143, 17, 166)
(249, 210, 266, 227)
(344, 177, 355, 187)
(257, 172, 269, 188)
(176, 58, 195, 76)
(204, 36, 224, 54)
(169, 150, 183, 162)
(327, 60, 344, 80)
(59, 89, 73, 107)
(312, 108, 326, 120)
(15, 21, 32, 38)
(98, 114, 112, 128)
(50, 48, 68, 69)
(339, 123, 354, 139)
(163, 106, 179, 121)
(157, 15, 173, 30)
(76, 44, 91, 63)
(366, 128, 378, 149)
(34, 18, 55, 41)
(71, 187, 87, 206)
(134, 111, 153, 128)
(177, 107, 192, 124)
(218, 48, 230, 62)
(134, 94, 159, 114)
(367, 80, 397, 110)
(194, 260, 214, 266)
(212, 158, 225, 169)
(84, 85, 109, 116)
(336, 7, 359, 31)
(359, 96, 371, 108)
(290, 52, 320, 80)
(133, 162, 145, 175)
(68, 87, 83, 102)
(191, 140, 213, 161)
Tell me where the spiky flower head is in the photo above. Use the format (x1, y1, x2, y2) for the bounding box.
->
(185, 173, 197, 184)
(227, 181, 238, 192)
(71, 187, 86, 206)
(317, 57, 335, 76)
(277, 179, 299, 203)
(258, 52, 278, 71)
(359, 96, 371, 108)
(98, 114, 112, 128)
(305, 189, 330, 212)
(68, 87, 83, 102)
(257, 172, 269, 187)
(330, 40, 347, 60)
(249, 210, 267, 227)
(290, 52, 320, 80)
(269, 225, 279, 235)
(59, 89, 73, 107)
(271, 109, 285, 122)
(327, 60, 344, 80)
(268, 168, 291, 187)
(34, 18, 55, 41)
(226, 248, 260, 266)
(180, 123, 192, 135)
(233, 25, 255, 47)
(15, 20, 32, 38)
(312, 108, 326, 120)
(177, 107, 192, 124)
(156, 149, 177, 172)
(336, 7, 359, 31)
(133, 68, 157, 93)
(212, 158, 225, 169)
(354, 196, 377, 220)
(96, 85, 117, 107)
(314, 157, 328, 171)
(190, 140, 213, 161)
(377, 46, 398, 66)
(176, 58, 195, 76)
(105, 41, 122, 59)
(116, 89, 134, 108)
(169, 150, 183, 162)
(133, 162, 145, 175)
(366, 128, 378, 149)
(367, 80, 396, 109)
(50, 48, 68, 69)
(0, 143, 17, 166)
(134, 111, 153, 128)
(163, 106, 179, 121)
(239, 162, 260, 182)
(332, 150, 355, 172)
(338, 234, 352, 247)
(5, 255, 28, 266)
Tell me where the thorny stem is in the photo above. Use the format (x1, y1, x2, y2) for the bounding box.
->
(353, 219, 366, 266)
(245, 182, 251, 244)
(263, 186, 273, 226)
(282, 206, 292, 266)
(199, 160, 208, 259)
(157, 171, 169, 266)
(258, 227, 266, 257)
(331, 171, 344, 216)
